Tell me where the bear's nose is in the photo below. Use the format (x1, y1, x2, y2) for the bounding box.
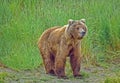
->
(81, 31, 85, 36)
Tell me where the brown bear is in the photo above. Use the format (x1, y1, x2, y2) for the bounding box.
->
(38, 19, 87, 79)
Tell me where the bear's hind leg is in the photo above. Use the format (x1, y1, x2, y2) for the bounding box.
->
(41, 52, 55, 75)
(49, 54, 56, 76)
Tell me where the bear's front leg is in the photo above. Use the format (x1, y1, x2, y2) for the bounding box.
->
(55, 51, 68, 79)
(70, 47, 82, 78)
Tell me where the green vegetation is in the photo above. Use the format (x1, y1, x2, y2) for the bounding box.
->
(0, 72, 8, 83)
(0, 0, 120, 70)
(104, 77, 120, 83)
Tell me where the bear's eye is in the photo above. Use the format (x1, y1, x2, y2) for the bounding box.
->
(76, 27, 79, 30)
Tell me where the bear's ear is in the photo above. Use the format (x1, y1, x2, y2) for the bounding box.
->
(68, 19, 74, 25)
(80, 19, 86, 24)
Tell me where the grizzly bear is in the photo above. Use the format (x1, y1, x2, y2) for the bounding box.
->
(38, 19, 87, 79)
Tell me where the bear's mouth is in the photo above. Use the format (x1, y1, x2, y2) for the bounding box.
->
(77, 33, 85, 39)
(77, 36, 83, 40)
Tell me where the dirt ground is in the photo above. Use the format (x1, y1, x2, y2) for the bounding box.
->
(0, 62, 119, 83)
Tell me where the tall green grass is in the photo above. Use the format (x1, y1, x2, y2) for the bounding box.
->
(0, 0, 120, 69)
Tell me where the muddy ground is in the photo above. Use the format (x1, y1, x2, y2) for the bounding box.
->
(0, 62, 120, 83)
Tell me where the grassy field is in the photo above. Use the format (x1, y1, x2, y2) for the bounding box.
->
(0, 0, 120, 70)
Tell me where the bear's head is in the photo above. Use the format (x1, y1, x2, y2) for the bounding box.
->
(65, 19, 87, 40)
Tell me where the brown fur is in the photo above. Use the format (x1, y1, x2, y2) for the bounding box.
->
(38, 19, 87, 78)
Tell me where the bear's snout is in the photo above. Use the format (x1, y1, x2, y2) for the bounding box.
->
(80, 31, 86, 37)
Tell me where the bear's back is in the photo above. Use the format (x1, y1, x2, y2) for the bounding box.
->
(38, 26, 61, 49)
